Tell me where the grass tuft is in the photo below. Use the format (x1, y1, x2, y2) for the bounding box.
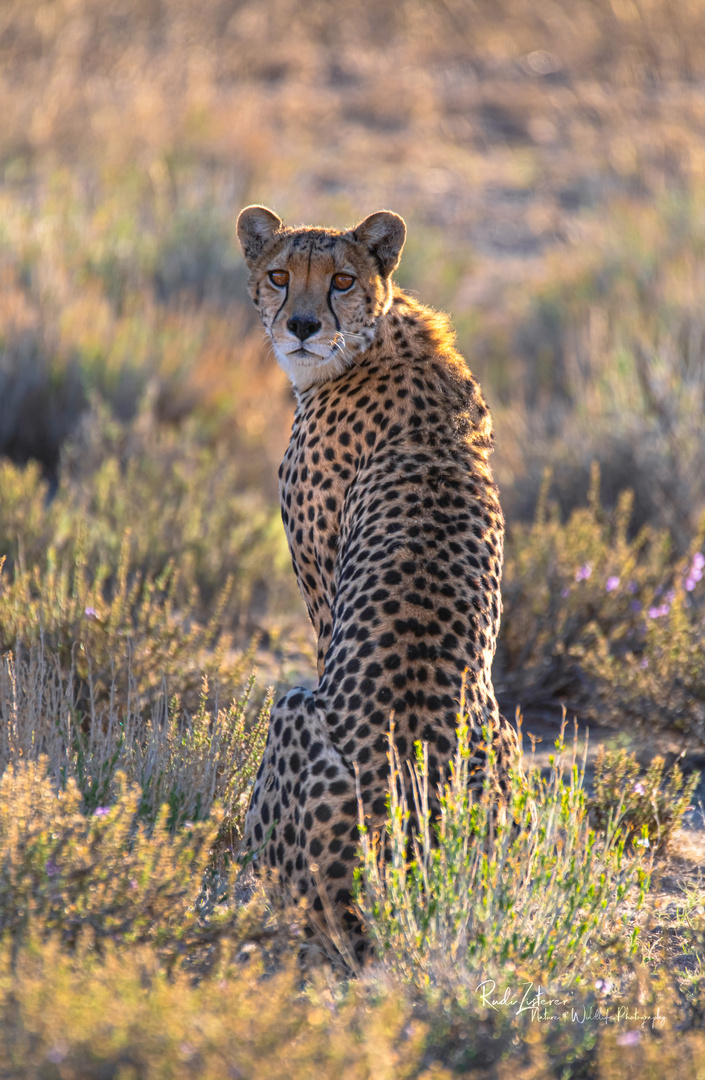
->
(356, 706, 651, 989)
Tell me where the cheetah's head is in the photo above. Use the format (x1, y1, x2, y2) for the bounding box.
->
(236, 206, 406, 391)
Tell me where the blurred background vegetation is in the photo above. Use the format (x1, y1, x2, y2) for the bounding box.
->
(2, 0, 705, 737)
(2, 1, 705, 1074)
(4, 0, 705, 531)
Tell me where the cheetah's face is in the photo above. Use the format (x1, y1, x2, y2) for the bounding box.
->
(237, 206, 406, 391)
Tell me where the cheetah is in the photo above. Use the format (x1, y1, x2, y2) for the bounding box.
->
(237, 205, 519, 956)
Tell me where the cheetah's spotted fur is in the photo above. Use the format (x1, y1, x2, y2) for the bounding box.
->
(237, 205, 519, 955)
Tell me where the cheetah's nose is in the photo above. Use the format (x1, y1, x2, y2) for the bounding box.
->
(287, 314, 322, 341)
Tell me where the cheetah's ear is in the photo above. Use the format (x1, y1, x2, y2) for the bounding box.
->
(237, 205, 283, 267)
(347, 211, 406, 278)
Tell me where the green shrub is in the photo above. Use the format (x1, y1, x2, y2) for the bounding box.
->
(584, 582, 705, 740)
(0, 755, 699, 1079)
(0, 646, 269, 835)
(1, 538, 242, 718)
(0, 759, 232, 956)
(500, 464, 673, 698)
(355, 708, 651, 989)
(500, 465, 705, 738)
(590, 747, 699, 852)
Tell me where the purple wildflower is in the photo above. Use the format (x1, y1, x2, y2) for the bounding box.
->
(640, 657, 649, 669)
(685, 553, 704, 590)
(575, 563, 592, 582)
(93, 806, 110, 817)
(46, 859, 59, 878)
(633, 781, 645, 796)
(648, 603, 670, 618)
(84, 606, 99, 620)
(617, 1031, 641, 1047)
(46, 1044, 69, 1064)
(606, 576, 620, 592)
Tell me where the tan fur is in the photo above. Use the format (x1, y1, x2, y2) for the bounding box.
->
(237, 207, 519, 960)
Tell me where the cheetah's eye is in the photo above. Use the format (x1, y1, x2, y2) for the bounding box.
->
(268, 270, 289, 287)
(332, 273, 355, 291)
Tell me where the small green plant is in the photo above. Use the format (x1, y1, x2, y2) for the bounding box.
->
(354, 701, 651, 988)
(590, 746, 699, 851)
